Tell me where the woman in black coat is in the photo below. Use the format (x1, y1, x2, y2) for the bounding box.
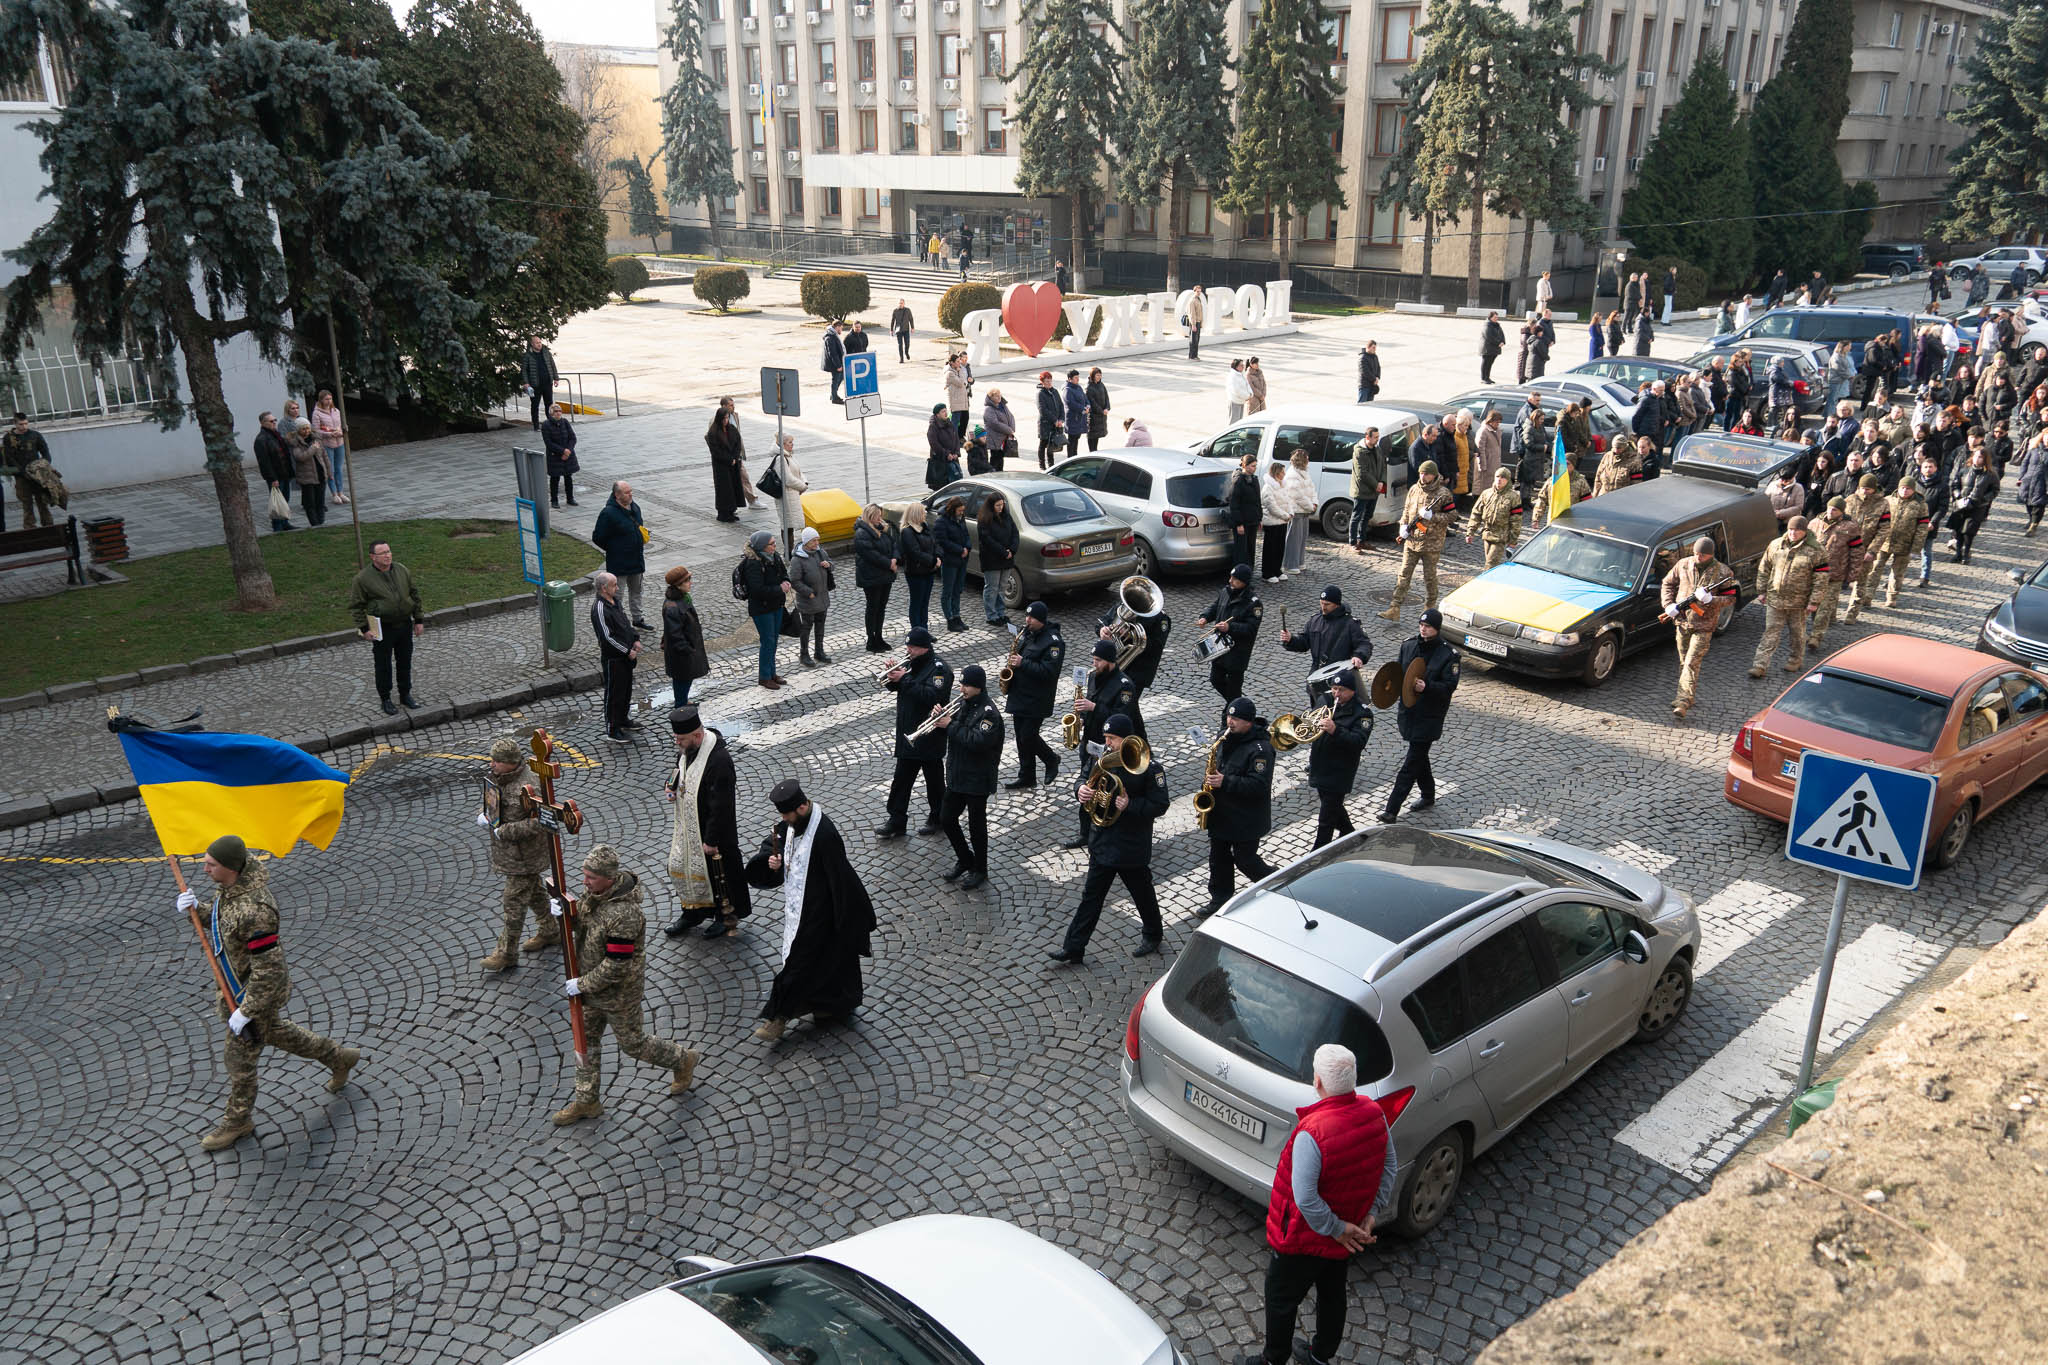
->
(1034, 377, 1065, 469)
(926, 405, 963, 489)
(541, 403, 580, 508)
(853, 504, 899, 652)
(705, 399, 746, 523)
(1085, 368, 1111, 451)
(932, 496, 973, 632)
(897, 501, 940, 634)
(976, 493, 1019, 625)
(660, 565, 709, 705)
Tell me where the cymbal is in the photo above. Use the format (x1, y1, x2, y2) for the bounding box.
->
(1370, 661, 1401, 709)
(1401, 658, 1427, 708)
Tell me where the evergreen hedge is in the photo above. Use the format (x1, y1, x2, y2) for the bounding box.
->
(800, 270, 871, 322)
(606, 254, 650, 301)
(692, 263, 751, 312)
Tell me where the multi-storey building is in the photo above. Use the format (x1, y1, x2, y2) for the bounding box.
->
(658, 0, 1992, 291)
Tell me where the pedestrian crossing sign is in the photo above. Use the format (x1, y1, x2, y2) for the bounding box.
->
(1785, 752, 1938, 891)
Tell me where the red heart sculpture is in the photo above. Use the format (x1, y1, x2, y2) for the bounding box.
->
(1002, 281, 1064, 358)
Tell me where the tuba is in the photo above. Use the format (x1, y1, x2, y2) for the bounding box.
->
(1104, 574, 1163, 670)
(1081, 735, 1152, 827)
(1190, 730, 1222, 829)
(1271, 707, 1333, 751)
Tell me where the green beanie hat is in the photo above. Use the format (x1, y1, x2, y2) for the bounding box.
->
(207, 834, 248, 873)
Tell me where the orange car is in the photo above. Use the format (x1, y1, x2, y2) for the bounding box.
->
(1725, 633, 2048, 869)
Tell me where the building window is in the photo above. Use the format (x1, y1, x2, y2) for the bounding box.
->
(1636, 16, 1654, 69)
(1667, 20, 1684, 74)
(1240, 201, 1273, 240)
(940, 107, 960, 150)
(785, 177, 805, 214)
(821, 186, 842, 217)
(1328, 103, 1343, 154)
(1744, 33, 1760, 80)
(1594, 103, 1613, 157)
(859, 188, 882, 219)
(779, 43, 797, 83)
(856, 38, 876, 80)
(1305, 202, 1339, 242)
(711, 48, 729, 82)
(1721, 27, 1735, 69)
(942, 33, 963, 77)
(1769, 35, 1781, 76)
(1912, 11, 1926, 49)
(1605, 13, 1623, 64)
(817, 41, 836, 80)
(750, 114, 766, 146)
(1129, 203, 1156, 236)
(742, 0, 756, 14)
(1866, 141, 1882, 174)
(897, 36, 915, 79)
(1364, 199, 1403, 246)
(752, 177, 770, 214)
(1892, 142, 1904, 173)
(782, 110, 801, 144)
(1323, 10, 1349, 60)
(859, 108, 879, 150)
(1373, 103, 1404, 156)
(1626, 104, 1644, 157)
(746, 46, 764, 83)
(719, 192, 738, 217)
(0, 299, 155, 424)
(982, 107, 1006, 152)
(708, 0, 723, 19)
(1382, 6, 1418, 62)
(1186, 188, 1213, 237)
(1938, 84, 1949, 114)
(983, 32, 1006, 77)
(820, 108, 839, 149)
(1875, 78, 1890, 115)
(898, 109, 918, 150)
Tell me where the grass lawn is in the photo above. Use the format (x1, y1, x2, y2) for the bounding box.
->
(2, 518, 601, 696)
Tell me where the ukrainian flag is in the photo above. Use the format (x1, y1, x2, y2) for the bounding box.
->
(1547, 428, 1574, 523)
(117, 730, 349, 856)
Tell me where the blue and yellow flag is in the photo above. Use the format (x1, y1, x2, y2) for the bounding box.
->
(117, 729, 349, 856)
(1548, 428, 1574, 523)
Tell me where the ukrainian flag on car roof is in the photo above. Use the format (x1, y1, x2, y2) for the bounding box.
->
(116, 730, 349, 856)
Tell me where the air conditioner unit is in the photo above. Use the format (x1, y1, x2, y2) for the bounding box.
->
(1635, 70, 1656, 88)
(942, 0, 959, 11)
(774, 13, 790, 26)
(859, 79, 875, 92)
(822, 79, 837, 92)
(786, 149, 801, 163)
(1702, 0, 1718, 7)
(742, 15, 757, 29)
(898, 2, 914, 15)
(853, 0, 871, 13)
(1743, 79, 1760, 92)
(942, 77, 958, 90)
(748, 82, 763, 96)
(1592, 155, 1606, 171)
(1576, 65, 1593, 81)
(898, 77, 914, 91)
(1934, 21, 1953, 34)
(750, 149, 766, 163)
(1627, 155, 1643, 171)
(807, 9, 821, 21)
(981, 0, 999, 6)
(775, 83, 792, 97)
(1329, 63, 1346, 82)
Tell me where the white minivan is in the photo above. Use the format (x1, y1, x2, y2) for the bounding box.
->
(1189, 402, 1423, 540)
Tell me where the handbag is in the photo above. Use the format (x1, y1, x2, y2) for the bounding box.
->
(756, 457, 786, 501)
(824, 561, 837, 590)
(267, 487, 290, 521)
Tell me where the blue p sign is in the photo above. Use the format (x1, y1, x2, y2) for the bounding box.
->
(844, 352, 879, 398)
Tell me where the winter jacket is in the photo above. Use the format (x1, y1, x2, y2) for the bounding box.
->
(2017, 442, 2048, 509)
(789, 545, 832, 617)
(897, 522, 939, 579)
(853, 519, 897, 588)
(662, 595, 709, 682)
(592, 498, 646, 577)
(541, 416, 580, 476)
(978, 509, 1019, 574)
(1259, 475, 1291, 527)
(982, 396, 1017, 454)
(1086, 380, 1110, 437)
(738, 550, 788, 616)
(926, 418, 963, 488)
(1064, 380, 1090, 434)
(1036, 386, 1065, 441)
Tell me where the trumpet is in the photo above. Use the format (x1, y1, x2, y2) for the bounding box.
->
(1271, 706, 1333, 751)
(872, 656, 904, 685)
(1190, 730, 1222, 829)
(1080, 735, 1152, 828)
(907, 697, 963, 740)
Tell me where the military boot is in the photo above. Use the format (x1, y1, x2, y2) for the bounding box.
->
(326, 1047, 361, 1093)
(550, 1099, 602, 1126)
(201, 1120, 254, 1151)
(521, 931, 560, 954)
(670, 1047, 705, 1095)
(752, 1017, 787, 1041)
(480, 950, 517, 972)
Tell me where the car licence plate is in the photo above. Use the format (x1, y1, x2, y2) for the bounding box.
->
(1184, 1082, 1266, 1141)
(1081, 542, 1113, 556)
(1780, 756, 1800, 779)
(1462, 632, 1509, 658)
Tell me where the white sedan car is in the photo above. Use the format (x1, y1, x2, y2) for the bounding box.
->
(505, 1215, 1190, 1365)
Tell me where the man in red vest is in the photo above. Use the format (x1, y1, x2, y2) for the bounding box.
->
(1240, 1044, 1397, 1365)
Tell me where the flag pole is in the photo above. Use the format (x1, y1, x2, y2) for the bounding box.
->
(109, 707, 236, 1009)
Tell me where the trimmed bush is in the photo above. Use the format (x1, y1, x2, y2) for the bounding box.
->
(800, 269, 871, 322)
(607, 254, 650, 301)
(1051, 293, 1104, 345)
(692, 263, 752, 313)
(1616, 256, 1710, 312)
(938, 281, 1002, 334)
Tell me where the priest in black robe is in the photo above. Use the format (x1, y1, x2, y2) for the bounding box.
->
(743, 779, 877, 1041)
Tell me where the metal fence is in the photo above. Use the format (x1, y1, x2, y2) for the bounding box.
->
(2, 345, 158, 424)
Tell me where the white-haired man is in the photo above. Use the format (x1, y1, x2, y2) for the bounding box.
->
(590, 571, 641, 742)
(1241, 1043, 1396, 1365)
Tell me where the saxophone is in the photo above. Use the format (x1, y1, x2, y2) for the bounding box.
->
(1060, 675, 1087, 749)
(1190, 735, 1222, 829)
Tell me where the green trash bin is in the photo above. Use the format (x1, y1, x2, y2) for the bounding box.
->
(541, 580, 576, 652)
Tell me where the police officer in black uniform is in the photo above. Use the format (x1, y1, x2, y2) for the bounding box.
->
(1049, 713, 1171, 964)
(937, 664, 1004, 890)
(1281, 584, 1372, 702)
(1380, 608, 1461, 823)
(1062, 639, 1145, 849)
(877, 628, 953, 838)
(1307, 669, 1372, 848)
(1203, 696, 1277, 915)
(1194, 564, 1263, 710)
(1095, 598, 1171, 700)
(1004, 601, 1065, 788)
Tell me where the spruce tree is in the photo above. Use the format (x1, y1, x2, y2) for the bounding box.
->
(1774, 0, 1854, 141)
(1486, 0, 1603, 311)
(1010, 0, 1122, 271)
(1938, 0, 2048, 240)
(1219, 0, 1344, 274)
(0, 0, 515, 610)
(1115, 0, 1233, 293)
(249, 0, 399, 57)
(612, 155, 667, 252)
(1623, 53, 1753, 287)
(659, 0, 740, 260)
(387, 0, 610, 419)
(1748, 0, 1855, 280)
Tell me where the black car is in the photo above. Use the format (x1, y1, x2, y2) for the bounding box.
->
(1860, 242, 1927, 280)
(1979, 559, 2048, 668)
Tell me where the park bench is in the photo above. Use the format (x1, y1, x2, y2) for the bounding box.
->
(0, 515, 84, 585)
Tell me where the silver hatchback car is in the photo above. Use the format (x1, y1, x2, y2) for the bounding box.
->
(1048, 449, 1238, 577)
(1120, 826, 1699, 1237)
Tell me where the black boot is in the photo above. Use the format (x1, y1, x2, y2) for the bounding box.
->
(664, 908, 709, 938)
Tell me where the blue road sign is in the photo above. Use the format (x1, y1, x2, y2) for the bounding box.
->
(844, 351, 879, 398)
(1786, 751, 1937, 890)
(516, 497, 544, 587)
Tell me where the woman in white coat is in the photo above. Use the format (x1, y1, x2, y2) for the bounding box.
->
(1259, 460, 1293, 582)
(1281, 448, 1317, 574)
(770, 435, 810, 557)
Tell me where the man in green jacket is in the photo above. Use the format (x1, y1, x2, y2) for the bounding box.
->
(348, 539, 425, 715)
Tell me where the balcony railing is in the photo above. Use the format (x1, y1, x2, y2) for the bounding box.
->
(4, 345, 158, 424)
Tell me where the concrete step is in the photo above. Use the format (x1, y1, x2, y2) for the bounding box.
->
(787, 257, 1011, 296)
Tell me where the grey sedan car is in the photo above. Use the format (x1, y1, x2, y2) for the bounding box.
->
(1120, 826, 1699, 1237)
(1048, 449, 1237, 576)
(888, 472, 1139, 611)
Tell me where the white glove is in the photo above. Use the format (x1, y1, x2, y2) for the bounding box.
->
(228, 1009, 250, 1035)
(549, 899, 563, 919)
(475, 812, 490, 828)
(562, 977, 581, 997)
(1693, 586, 1713, 604)
(176, 890, 198, 914)
(1418, 508, 1432, 522)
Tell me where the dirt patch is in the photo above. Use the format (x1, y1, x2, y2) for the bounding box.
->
(1480, 909, 2048, 1365)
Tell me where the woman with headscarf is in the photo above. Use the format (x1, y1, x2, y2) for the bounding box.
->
(661, 565, 708, 705)
(739, 530, 791, 688)
(788, 527, 833, 666)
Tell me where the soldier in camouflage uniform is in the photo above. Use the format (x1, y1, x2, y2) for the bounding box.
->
(552, 844, 703, 1125)
(1874, 477, 1932, 607)
(479, 737, 554, 972)
(1464, 466, 1523, 569)
(176, 835, 360, 1151)
(1749, 516, 1827, 677)
(1841, 473, 1889, 622)
(1807, 496, 1861, 649)
(1593, 435, 1643, 498)
(1658, 537, 1736, 721)
(1378, 461, 1458, 621)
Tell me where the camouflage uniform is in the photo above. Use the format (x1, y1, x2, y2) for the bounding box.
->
(1659, 552, 1735, 718)
(1841, 477, 1889, 621)
(1807, 504, 1862, 647)
(1749, 530, 1827, 676)
(1380, 472, 1458, 619)
(204, 860, 357, 1146)
(1593, 438, 1643, 498)
(479, 738, 554, 971)
(1466, 479, 1522, 569)
(1874, 484, 1932, 606)
(557, 846, 699, 1123)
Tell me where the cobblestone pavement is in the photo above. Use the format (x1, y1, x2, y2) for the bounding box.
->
(6, 482, 2046, 1364)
